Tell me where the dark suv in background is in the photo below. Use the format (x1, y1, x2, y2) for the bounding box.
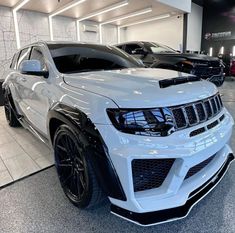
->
(115, 41, 225, 86)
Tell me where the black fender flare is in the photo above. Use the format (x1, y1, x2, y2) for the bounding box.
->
(47, 103, 127, 201)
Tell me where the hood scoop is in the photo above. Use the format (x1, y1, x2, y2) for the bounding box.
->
(159, 76, 201, 88)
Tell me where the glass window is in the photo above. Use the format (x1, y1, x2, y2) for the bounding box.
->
(47, 43, 143, 74)
(144, 42, 177, 54)
(17, 47, 31, 69)
(30, 47, 47, 71)
(124, 44, 142, 54)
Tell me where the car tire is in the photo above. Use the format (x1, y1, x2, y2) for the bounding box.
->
(53, 124, 105, 209)
(4, 92, 21, 127)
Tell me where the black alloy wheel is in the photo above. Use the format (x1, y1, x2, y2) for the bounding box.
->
(54, 125, 104, 208)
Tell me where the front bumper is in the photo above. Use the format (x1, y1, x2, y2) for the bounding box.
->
(96, 108, 234, 225)
(111, 153, 234, 226)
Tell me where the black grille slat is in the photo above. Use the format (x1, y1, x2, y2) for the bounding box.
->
(220, 114, 225, 122)
(210, 98, 217, 114)
(195, 103, 206, 121)
(204, 100, 213, 118)
(215, 96, 221, 111)
(207, 120, 219, 129)
(132, 159, 175, 192)
(218, 95, 223, 107)
(190, 127, 206, 137)
(185, 106, 197, 125)
(185, 155, 216, 179)
(172, 108, 186, 128)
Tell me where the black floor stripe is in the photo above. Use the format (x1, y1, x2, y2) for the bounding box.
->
(0, 164, 55, 190)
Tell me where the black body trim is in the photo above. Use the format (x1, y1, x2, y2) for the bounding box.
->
(47, 103, 127, 201)
(111, 154, 234, 226)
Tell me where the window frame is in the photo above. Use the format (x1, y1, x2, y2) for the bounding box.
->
(17, 47, 32, 70)
(29, 46, 48, 72)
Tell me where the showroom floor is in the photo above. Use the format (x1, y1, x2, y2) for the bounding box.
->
(0, 110, 54, 187)
(0, 79, 235, 233)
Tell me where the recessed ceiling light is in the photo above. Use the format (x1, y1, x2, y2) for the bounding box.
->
(50, 0, 86, 17)
(77, 0, 129, 21)
(119, 13, 171, 28)
(101, 7, 152, 25)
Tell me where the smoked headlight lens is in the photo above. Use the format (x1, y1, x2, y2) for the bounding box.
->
(107, 108, 175, 137)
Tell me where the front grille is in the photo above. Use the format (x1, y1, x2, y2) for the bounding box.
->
(185, 154, 216, 179)
(193, 61, 222, 78)
(132, 159, 175, 192)
(171, 94, 223, 130)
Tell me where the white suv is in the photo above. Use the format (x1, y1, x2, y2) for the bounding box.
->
(2, 41, 234, 226)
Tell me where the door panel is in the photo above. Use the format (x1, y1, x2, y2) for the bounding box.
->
(14, 47, 31, 116)
(21, 46, 50, 135)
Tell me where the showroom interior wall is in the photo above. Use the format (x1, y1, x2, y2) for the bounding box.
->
(0, 5, 118, 79)
(120, 15, 184, 51)
(186, 2, 203, 52)
(201, 0, 235, 56)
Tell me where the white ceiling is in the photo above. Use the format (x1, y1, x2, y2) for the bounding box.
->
(0, 0, 183, 26)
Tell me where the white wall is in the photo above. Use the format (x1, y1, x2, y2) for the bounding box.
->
(0, 6, 17, 79)
(79, 20, 100, 44)
(18, 10, 50, 47)
(102, 24, 118, 45)
(53, 16, 77, 42)
(186, 2, 203, 52)
(120, 15, 184, 51)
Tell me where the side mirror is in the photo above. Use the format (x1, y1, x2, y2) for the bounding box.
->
(132, 48, 147, 56)
(20, 60, 49, 78)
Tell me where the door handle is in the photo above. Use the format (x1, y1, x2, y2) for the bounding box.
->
(19, 77, 26, 82)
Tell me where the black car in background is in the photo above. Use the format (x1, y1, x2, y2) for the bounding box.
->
(115, 41, 225, 86)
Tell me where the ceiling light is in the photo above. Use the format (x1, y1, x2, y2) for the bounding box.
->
(49, 0, 86, 17)
(77, 0, 129, 21)
(119, 13, 171, 28)
(101, 7, 152, 25)
(209, 47, 213, 56)
(220, 46, 224, 54)
(13, 0, 31, 12)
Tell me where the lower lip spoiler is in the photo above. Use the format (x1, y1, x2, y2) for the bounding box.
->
(111, 153, 234, 226)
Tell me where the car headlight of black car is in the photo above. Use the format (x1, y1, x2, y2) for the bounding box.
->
(107, 108, 175, 137)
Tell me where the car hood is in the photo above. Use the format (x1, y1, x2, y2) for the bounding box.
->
(154, 53, 219, 62)
(63, 68, 218, 108)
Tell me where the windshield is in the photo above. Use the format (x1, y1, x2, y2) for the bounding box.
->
(47, 43, 144, 74)
(145, 42, 178, 54)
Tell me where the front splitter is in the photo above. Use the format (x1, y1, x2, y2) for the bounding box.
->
(111, 153, 234, 226)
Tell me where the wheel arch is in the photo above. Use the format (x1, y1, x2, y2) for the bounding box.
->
(47, 103, 127, 201)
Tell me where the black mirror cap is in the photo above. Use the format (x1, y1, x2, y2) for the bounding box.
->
(21, 70, 49, 79)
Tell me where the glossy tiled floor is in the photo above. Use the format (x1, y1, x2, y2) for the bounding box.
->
(0, 108, 54, 187)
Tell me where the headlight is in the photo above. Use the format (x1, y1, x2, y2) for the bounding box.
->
(107, 108, 175, 137)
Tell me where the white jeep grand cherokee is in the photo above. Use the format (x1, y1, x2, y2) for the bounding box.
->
(2, 42, 234, 226)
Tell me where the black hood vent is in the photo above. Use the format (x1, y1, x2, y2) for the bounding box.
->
(159, 76, 201, 88)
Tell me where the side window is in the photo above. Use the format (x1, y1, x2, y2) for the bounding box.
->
(30, 47, 47, 71)
(116, 45, 123, 50)
(17, 47, 31, 69)
(124, 44, 142, 54)
(10, 52, 19, 70)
